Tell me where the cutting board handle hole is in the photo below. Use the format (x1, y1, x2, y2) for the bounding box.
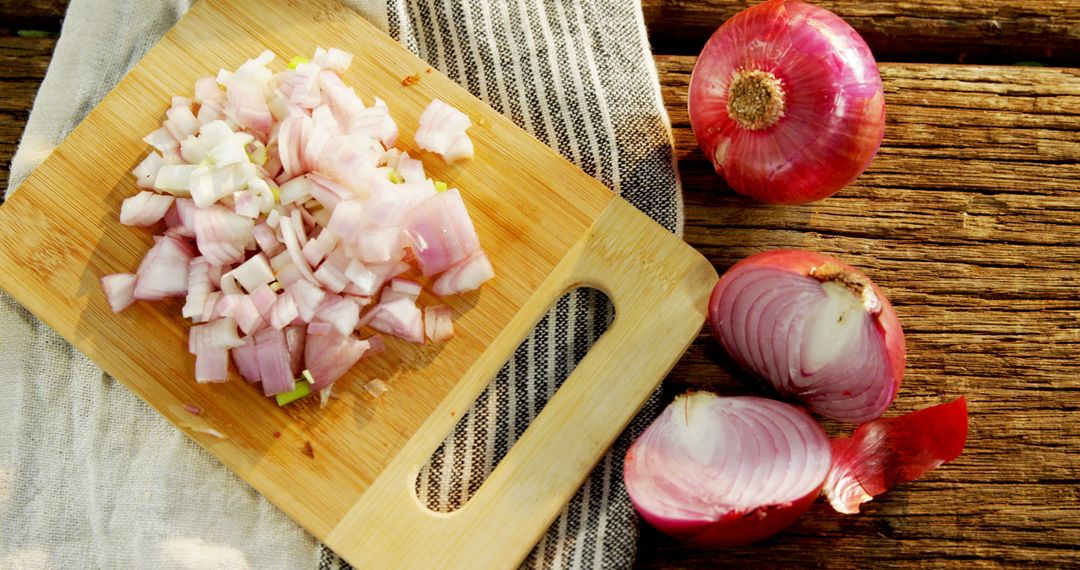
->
(412, 286, 614, 513)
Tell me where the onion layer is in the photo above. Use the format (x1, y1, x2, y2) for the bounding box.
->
(709, 250, 905, 423)
(824, 397, 968, 514)
(689, 0, 885, 204)
(624, 392, 831, 547)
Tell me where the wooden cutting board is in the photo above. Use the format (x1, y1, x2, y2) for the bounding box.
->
(0, 0, 716, 567)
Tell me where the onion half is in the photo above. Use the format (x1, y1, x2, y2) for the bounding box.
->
(624, 393, 831, 547)
(709, 250, 905, 423)
(689, 0, 885, 204)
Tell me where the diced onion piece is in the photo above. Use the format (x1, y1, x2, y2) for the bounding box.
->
(101, 273, 138, 312)
(415, 99, 472, 162)
(284, 324, 307, 376)
(248, 284, 278, 320)
(303, 329, 369, 390)
(270, 290, 300, 330)
(195, 349, 229, 383)
(189, 317, 245, 354)
(432, 250, 494, 296)
(315, 295, 360, 335)
(286, 278, 327, 322)
(154, 164, 199, 195)
(362, 378, 389, 398)
(134, 235, 194, 300)
(278, 176, 311, 205)
(424, 305, 454, 342)
(254, 327, 295, 396)
(251, 222, 284, 257)
(133, 152, 164, 189)
(192, 204, 254, 266)
(404, 189, 481, 276)
(120, 191, 175, 227)
(164, 198, 197, 238)
(229, 253, 275, 292)
(365, 298, 424, 344)
(182, 256, 213, 320)
(230, 335, 260, 383)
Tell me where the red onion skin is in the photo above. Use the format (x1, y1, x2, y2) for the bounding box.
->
(629, 476, 822, 549)
(825, 397, 968, 514)
(709, 250, 905, 422)
(689, 0, 885, 204)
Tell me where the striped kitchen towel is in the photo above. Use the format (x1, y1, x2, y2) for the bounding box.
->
(1, 0, 680, 568)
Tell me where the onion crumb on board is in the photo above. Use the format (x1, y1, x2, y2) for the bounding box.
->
(302, 441, 315, 458)
(402, 73, 421, 86)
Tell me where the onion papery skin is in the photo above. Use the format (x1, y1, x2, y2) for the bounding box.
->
(624, 393, 831, 547)
(824, 397, 968, 514)
(689, 0, 885, 205)
(709, 250, 905, 423)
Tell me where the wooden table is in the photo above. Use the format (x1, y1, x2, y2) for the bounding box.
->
(2, 1, 1077, 567)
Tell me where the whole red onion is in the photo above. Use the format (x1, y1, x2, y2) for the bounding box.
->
(689, 0, 885, 204)
(624, 393, 831, 547)
(709, 250, 905, 423)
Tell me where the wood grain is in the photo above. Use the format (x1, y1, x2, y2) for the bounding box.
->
(0, 35, 56, 194)
(638, 55, 1080, 569)
(0, 1, 713, 568)
(0, 0, 68, 34)
(643, 0, 1080, 65)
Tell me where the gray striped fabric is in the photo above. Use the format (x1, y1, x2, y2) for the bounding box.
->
(3, 0, 680, 568)
(319, 2, 682, 568)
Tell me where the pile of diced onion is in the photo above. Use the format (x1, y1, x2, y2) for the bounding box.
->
(101, 47, 494, 406)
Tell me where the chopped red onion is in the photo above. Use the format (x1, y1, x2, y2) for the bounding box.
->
(106, 46, 495, 405)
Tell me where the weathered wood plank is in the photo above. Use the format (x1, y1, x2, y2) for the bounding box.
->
(642, 0, 1080, 65)
(0, 0, 68, 33)
(638, 55, 1080, 568)
(0, 36, 56, 193)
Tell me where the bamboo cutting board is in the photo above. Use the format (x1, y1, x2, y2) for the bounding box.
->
(0, 0, 717, 567)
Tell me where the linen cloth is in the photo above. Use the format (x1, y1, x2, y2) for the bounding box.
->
(0, 1, 682, 568)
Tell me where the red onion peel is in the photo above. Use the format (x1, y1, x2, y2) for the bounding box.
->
(824, 397, 968, 514)
(689, 0, 885, 204)
(710, 249, 905, 423)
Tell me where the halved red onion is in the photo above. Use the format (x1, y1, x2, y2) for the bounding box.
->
(625, 393, 831, 547)
(709, 250, 905, 423)
(825, 397, 968, 514)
